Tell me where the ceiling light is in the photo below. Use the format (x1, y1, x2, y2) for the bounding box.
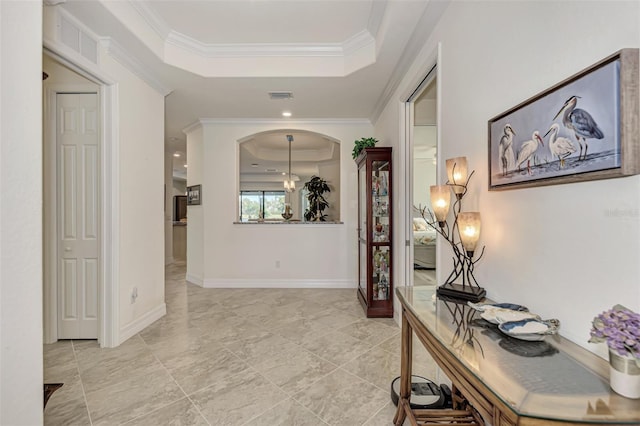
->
(184, 164, 188, 168)
(251, 163, 259, 168)
(173, 153, 181, 157)
(282, 111, 292, 117)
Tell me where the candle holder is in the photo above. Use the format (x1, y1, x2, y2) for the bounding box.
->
(416, 157, 486, 302)
(282, 203, 293, 220)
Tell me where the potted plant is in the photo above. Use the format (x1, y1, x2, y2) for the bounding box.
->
(590, 304, 640, 398)
(303, 175, 331, 221)
(352, 137, 379, 159)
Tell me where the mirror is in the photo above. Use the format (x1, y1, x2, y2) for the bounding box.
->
(238, 130, 340, 222)
(413, 76, 437, 285)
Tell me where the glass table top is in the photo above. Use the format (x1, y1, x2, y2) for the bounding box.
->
(396, 286, 640, 423)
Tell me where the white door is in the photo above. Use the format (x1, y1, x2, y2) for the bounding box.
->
(57, 93, 99, 339)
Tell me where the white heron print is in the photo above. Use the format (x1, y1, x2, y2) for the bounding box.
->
(498, 124, 515, 176)
(544, 123, 577, 169)
(489, 56, 621, 189)
(516, 131, 544, 175)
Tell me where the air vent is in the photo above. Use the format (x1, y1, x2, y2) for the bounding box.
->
(265, 168, 278, 172)
(60, 15, 98, 65)
(268, 92, 294, 100)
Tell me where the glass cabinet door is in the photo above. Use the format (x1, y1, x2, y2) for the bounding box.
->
(356, 147, 393, 317)
(358, 165, 367, 295)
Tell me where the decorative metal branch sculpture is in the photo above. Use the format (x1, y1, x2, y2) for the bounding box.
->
(415, 158, 486, 302)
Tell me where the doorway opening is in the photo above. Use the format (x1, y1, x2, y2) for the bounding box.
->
(405, 65, 438, 287)
(43, 49, 118, 348)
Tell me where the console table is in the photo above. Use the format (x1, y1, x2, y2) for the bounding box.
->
(394, 286, 640, 425)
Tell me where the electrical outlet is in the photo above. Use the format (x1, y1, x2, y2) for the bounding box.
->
(131, 287, 138, 304)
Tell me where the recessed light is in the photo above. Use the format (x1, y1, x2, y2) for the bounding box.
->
(173, 153, 180, 157)
(282, 111, 292, 117)
(251, 163, 259, 168)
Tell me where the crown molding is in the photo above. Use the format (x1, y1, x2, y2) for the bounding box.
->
(342, 30, 376, 57)
(182, 120, 204, 135)
(194, 118, 372, 126)
(100, 37, 173, 96)
(127, 0, 171, 39)
(370, 0, 450, 124)
(367, 0, 388, 39)
(103, 1, 380, 77)
(166, 30, 370, 58)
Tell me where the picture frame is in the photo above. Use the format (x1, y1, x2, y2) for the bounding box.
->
(488, 48, 639, 191)
(187, 184, 201, 205)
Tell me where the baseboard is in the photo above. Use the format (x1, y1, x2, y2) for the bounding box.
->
(186, 273, 204, 287)
(119, 303, 166, 344)
(203, 278, 356, 289)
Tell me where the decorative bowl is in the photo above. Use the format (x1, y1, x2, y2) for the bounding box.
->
(468, 302, 537, 325)
(468, 302, 529, 312)
(481, 309, 539, 325)
(498, 318, 561, 341)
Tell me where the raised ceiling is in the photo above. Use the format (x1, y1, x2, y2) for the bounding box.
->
(53, 0, 449, 179)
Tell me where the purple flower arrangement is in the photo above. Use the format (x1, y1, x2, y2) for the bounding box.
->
(590, 304, 640, 360)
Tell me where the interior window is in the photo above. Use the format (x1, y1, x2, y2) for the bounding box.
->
(238, 130, 341, 222)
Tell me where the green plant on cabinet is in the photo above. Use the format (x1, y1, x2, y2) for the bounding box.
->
(352, 137, 379, 159)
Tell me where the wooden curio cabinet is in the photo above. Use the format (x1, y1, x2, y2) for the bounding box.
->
(356, 147, 393, 318)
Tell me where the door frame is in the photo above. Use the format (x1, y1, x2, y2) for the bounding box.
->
(398, 44, 442, 291)
(43, 48, 120, 347)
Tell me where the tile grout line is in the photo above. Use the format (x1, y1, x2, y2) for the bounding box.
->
(219, 321, 333, 426)
(238, 362, 331, 426)
(336, 365, 397, 395)
(361, 401, 395, 426)
(136, 332, 212, 426)
(71, 340, 95, 426)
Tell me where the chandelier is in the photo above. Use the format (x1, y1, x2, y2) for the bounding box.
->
(284, 134, 295, 192)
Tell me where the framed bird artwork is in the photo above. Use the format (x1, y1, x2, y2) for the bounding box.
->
(488, 48, 639, 190)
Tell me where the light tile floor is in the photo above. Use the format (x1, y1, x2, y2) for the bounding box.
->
(44, 261, 437, 425)
(414, 268, 436, 286)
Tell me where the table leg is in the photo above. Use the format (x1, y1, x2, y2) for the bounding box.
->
(394, 308, 413, 426)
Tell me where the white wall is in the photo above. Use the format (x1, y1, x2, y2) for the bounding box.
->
(98, 52, 166, 337)
(376, 0, 640, 356)
(186, 125, 204, 285)
(165, 154, 174, 264)
(0, 2, 43, 424)
(185, 120, 372, 287)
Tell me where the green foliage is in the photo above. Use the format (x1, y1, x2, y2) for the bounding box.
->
(352, 137, 379, 159)
(303, 176, 331, 221)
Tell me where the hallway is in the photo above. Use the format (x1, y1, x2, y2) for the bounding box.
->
(44, 261, 436, 425)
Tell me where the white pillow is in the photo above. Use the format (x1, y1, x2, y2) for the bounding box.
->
(413, 217, 428, 231)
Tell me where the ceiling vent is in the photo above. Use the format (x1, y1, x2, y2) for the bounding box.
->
(268, 92, 294, 100)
